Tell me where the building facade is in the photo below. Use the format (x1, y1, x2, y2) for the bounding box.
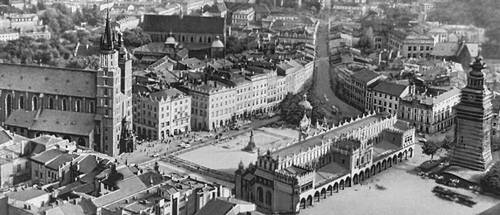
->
(338, 68, 381, 111)
(388, 29, 435, 59)
(133, 88, 192, 140)
(231, 7, 255, 27)
(235, 113, 415, 214)
(450, 57, 494, 171)
(366, 81, 410, 115)
(398, 87, 460, 134)
(142, 14, 226, 46)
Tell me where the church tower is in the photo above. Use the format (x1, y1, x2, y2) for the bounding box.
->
(95, 10, 134, 156)
(450, 56, 494, 171)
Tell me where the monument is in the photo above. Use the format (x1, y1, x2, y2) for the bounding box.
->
(243, 130, 257, 152)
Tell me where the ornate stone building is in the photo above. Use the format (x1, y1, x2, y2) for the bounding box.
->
(235, 113, 415, 214)
(0, 12, 134, 157)
(450, 57, 494, 171)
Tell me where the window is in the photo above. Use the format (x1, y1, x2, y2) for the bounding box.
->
(265, 191, 272, 206)
(62, 99, 68, 111)
(75, 100, 81, 112)
(19, 95, 24, 109)
(257, 187, 263, 202)
(32, 97, 38, 110)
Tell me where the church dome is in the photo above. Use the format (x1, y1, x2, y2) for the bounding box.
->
(211, 36, 224, 48)
(165, 36, 177, 45)
(298, 94, 312, 110)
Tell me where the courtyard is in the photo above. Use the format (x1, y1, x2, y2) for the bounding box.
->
(300, 145, 500, 215)
(177, 127, 299, 174)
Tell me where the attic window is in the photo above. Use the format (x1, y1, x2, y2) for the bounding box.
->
(45, 77, 49, 81)
(66, 80, 70, 83)
(20, 76, 23, 80)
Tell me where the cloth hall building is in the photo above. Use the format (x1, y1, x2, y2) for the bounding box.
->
(0, 13, 134, 157)
(235, 112, 416, 214)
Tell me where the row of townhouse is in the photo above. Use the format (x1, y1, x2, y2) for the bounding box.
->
(338, 66, 462, 134)
(178, 59, 313, 131)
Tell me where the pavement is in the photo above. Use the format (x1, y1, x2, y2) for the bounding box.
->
(122, 116, 282, 167)
(312, 20, 361, 122)
(301, 144, 500, 215)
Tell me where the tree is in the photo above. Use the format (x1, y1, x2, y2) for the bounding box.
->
(123, 27, 152, 47)
(421, 141, 439, 160)
(482, 161, 500, 194)
(358, 27, 374, 53)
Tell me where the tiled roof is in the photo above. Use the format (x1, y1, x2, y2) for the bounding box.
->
(195, 198, 235, 215)
(372, 81, 408, 97)
(142, 15, 225, 35)
(46, 153, 78, 170)
(0, 129, 13, 145)
(31, 149, 64, 164)
(5, 109, 95, 136)
(0, 63, 96, 98)
(92, 176, 148, 208)
(44, 203, 86, 215)
(431, 42, 459, 57)
(149, 88, 187, 100)
(6, 188, 48, 201)
(352, 70, 380, 83)
(272, 114, 388, 158)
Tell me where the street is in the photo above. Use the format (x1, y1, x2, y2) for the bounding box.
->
(312, 20, 361, 122)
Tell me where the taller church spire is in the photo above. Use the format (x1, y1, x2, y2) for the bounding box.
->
(100, 9, 114, 52)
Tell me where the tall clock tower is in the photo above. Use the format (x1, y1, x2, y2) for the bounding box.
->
(450, 56, 494, 171)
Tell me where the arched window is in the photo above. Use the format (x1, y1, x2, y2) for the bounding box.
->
(265, 191, 272, 206)
(182, 35, 185, 42)
(77, 137, 86, 147)
(257, 187, 263, 202)
(75, 100, 81, 112)
(208, 37, 212, 43)
(89, 101, 95, 113)
(48, 97, 54, 109)
(32, 97, 38, 110)
(19, 95, 24, 109)
(190, 36, 194, 42)
(199, 37, 202, 43)
(61, 99, 68, 111)
(5, 94, 12, 117)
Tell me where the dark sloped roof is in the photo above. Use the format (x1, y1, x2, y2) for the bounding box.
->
(46, 153, 78, 170)
(5, 110, 96, 136)
(195, 198, 235, 215)
(0, 63, 96, 98)
(31, 149, 64, 164)
(352, 70, 380, 83)
(142, 15, 225, 35)
(372, 81, 408, 97)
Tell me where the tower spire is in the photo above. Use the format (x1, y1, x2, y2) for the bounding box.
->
(100, 8, 114, 52)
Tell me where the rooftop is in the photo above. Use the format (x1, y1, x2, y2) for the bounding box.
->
(352, 69, 380, 83)
(5, 109, 96, 136)
(142, 15, 225, 35)
(272, 114, 387, 158)
(196, 197, 256, 215)
(6, 188, 48, 202)
(148, 88, 188, 101)
(372, 81, 408, 97)
(46, 153, 78, 170)
(31, 149, 65, 164)
(0, 63, 96, 98)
